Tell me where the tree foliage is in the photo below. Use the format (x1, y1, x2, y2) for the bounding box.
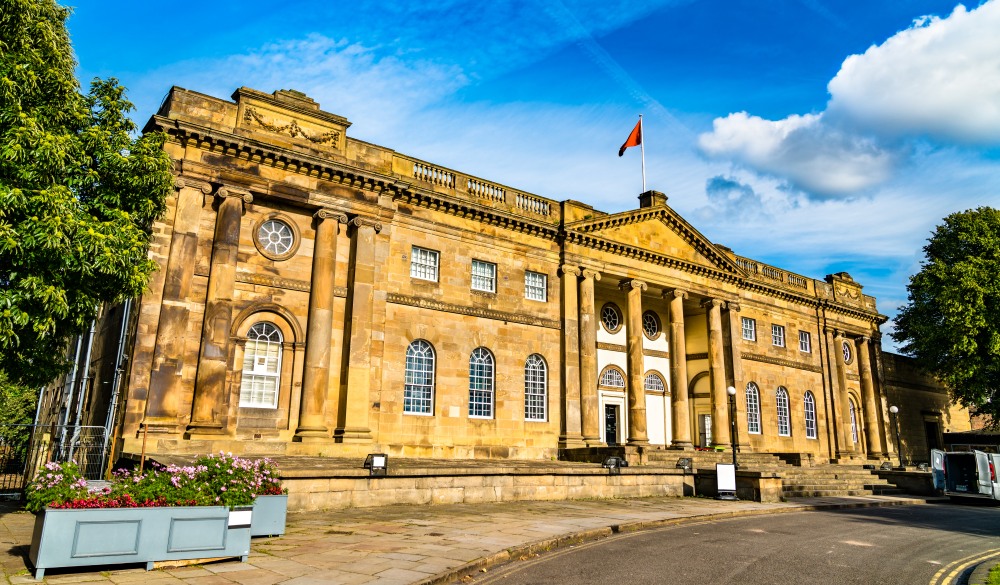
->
(892, 207, 1000, 426)
(0, 0, 173, 387)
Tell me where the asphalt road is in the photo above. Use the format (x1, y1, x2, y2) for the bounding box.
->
(467, 501, 1000, 585)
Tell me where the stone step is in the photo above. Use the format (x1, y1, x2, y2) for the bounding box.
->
(782, 488, 876, 498)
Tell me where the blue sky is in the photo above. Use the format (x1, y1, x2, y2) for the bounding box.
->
(68, 0, 1000, 351)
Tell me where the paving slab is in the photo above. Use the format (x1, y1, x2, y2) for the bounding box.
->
(0, 494, 936, 585)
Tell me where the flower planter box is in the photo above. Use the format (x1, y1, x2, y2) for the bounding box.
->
(250, 494, 287, 537)
(28, 505, 251, 580)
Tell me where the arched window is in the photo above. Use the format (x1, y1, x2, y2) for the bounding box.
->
(404, 340, 435, 415)
(599, 367, 625, 388)
(644, 373, 666, 393)
(849, 397, 859, 444)
(240, 322, 283, 408)
(746, 382, 761, 434)
(524, 354, 547, 421)
(776, 386, 791, 437)
(804, 391, 817, 439)
(469, 347, 495, 418)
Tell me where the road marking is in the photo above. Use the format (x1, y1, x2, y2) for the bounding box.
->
(929, 548, 1000, 585)
(840, 540, 875, 547)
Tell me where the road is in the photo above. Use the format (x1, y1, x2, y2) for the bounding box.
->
(467, 502, 1000, 585)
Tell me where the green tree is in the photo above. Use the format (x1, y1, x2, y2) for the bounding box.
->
(891, 207, 1000, 426)
(0, 0, 173, 388)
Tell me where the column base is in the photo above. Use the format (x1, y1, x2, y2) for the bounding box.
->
(669, 441, 694, 450)
(558, 435, 587, 449)
(138, 418, 181, 436)
(626, 439, 650, 447)
(334, 427, 373, 443)
(582, 436, 603, 448)
(294, 426, 331, 442)
(185, 421, 226, 439)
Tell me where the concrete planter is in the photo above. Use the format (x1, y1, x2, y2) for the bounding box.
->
(251, 494, 287, 537)
(28, 505, 251, 580)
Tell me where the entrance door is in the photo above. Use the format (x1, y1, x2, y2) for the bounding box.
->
(699, 414, 712, 447)
(605, 405, 619, 446)
(925, 420, 942, 452)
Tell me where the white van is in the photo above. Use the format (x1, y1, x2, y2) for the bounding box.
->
(931, 449, 1000, 500)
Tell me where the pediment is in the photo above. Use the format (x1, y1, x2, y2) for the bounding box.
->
(566, 206, 741, 275)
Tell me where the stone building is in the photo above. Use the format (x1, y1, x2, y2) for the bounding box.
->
(37, 86, 972, 466)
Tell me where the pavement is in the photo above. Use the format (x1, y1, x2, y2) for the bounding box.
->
(0, 493, 940, 585)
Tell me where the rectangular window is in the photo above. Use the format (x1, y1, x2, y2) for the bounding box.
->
(741, 317, 756, 341)
(799, 331, 812, 353)
(772, 324, 785, 347)
(471, 260, 497, 292)
(410, 246, 439, 282)
(525, 271, 547, 301)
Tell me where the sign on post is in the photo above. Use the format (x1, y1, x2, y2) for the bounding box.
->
(716, 463, 738, 501)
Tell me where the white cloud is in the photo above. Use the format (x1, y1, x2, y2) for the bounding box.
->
(828, 1, 1000, 144)
(697, 112, 895, 197)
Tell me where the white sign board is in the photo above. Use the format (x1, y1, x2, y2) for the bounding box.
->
(717, 463, 737, 492)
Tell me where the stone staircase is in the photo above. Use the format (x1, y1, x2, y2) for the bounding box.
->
(645, 450, 903, 500)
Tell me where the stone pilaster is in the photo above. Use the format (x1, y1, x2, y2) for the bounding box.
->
(824, 327, 849, 457)
(559, 265, 585, 448)
(703, 298, 729, 448)
(856, 336, 884, 459)
(295, 209, 348, 442)
(579, 269, 602, 446)
(145, 178, 211, 431)
(833, 329, 856, 455)
(188, 186, 251, 435)
(723, 301, 749, 450)
(620, 278, 649, 447)
(667, 289, 692, 449)
(335, 216, 382, 443)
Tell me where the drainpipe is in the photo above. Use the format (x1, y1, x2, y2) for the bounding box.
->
(68, 319, 97, 462)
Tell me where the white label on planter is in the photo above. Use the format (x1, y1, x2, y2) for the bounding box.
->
(228, 509, 252, 528)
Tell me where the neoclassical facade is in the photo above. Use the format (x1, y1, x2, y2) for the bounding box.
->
(97, 86, 970, 462)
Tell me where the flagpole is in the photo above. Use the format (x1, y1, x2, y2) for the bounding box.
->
(639, 114, 646, 193)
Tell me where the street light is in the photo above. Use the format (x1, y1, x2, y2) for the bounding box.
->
(889, 405, 902, 469)
(727, 386, 739, 470)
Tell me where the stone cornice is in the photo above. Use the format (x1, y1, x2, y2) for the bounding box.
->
(235, 271, 310, 292)
(386, 293, 560, 329)
(742, 352, 823, 374)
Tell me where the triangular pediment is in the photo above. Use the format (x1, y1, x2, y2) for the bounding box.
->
(565, 206, 742, 275)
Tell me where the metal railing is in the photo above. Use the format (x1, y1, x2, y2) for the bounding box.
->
(0, 425, 108, 499)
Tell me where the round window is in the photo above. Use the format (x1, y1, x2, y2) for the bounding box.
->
(601, 303, 623, 333)
(642, 311, 660, 339)
(842, 341, 853, 364)
(253, 216, 300, 260)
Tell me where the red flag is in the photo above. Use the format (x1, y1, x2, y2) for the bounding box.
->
(618, 119, 642, 157)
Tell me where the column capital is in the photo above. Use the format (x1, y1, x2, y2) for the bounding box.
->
(559, 264, 581, 277)
(314, 208, 349, 223)
(727, 300, 741, 312)
(855, 335, 871, 345)
(618, 278, 647, 292)
(581, 268, 602, 281)
(215, 186, 253, 205)
(174, 176, 212, 193)
(701, 298, 725, 310)
(664, 288, 688, 300)
(349, 216, 383, 233)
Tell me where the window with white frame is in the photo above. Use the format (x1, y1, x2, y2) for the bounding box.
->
(804, 391, 817, 439)
(642, 311, 660, 339)
(524, 354, 547, 421)
(644, 373, 666, 393)
(776, 386, 791, 436)
(404, 340, 435, 414)
(599, 367, 625, 388)
(469, 347, 495, 418)
(525, 271, 547, 301)
(601, 303, 623, 333)
(240, 322, 283, 408)
(410, 246, 439, 281)
(746, 382, 761, 434)
(772, 324, 785, 347)
(471, 260, 497, 293)
(849, 398, 859, 444)
(799, 331, 812, 353)
(742, 317, 756, 341)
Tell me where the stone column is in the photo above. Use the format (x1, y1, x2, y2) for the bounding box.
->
(335, 216, 382, 443)
(579, 269, 602, 446)
(295, 209, 348, 441)
(145, 178, 210, 431)
(723, 301, 748, 450)
(856, 336, 884, 458)
(833, 330, 856, 455)
(620, 279, 649, 446)
(189, 187, 251, 435)
(666, 289, 692, 449)
(559, 265, 585, 448)
(824, 327, 849, 457)
(703, 298, 730, 448)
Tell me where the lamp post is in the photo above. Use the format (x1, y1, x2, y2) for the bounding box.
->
(889, 405, 902, 469)
(727, 386, 738, 470)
